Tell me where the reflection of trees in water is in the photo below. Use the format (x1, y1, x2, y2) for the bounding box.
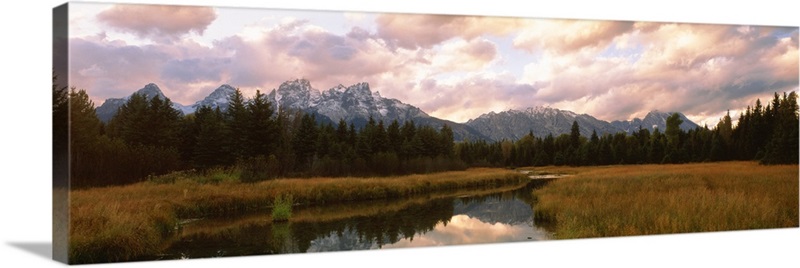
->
(453, 195, 533, 226)
(295, 198, 454, 251)
(454, 182, 537, 226)
(162, 198, 455, 258)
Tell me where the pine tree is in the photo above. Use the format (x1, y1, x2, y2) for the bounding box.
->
(336, 119, 349, 144)
(293, 113, 318, 170)
(587, 130, 599, 165)
(439, 124, 455, 157)
(762, 92, 799, 164)
(53, 75, 69, 155)
(69, 88, 102, 148)
(387, 120, 402, 154)
(316, 123, 335, 159)
(226, 88, 250, 159)
(107, 93, 164, 147)
(193, 106, 231, 169)
(663, 113, 683, 163)
(569, 121, 582, 165)
(68, 88, 103, 184)
(246, 90, 278, 158)
(144, 95, 182, 148)
(373, 120, 389, 153)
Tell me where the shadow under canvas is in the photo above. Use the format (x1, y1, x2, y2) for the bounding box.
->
(8, 242, 52, 260)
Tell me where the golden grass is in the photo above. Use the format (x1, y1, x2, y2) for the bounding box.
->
(68, 168, 526, 263)
(532, 162, 799, 239)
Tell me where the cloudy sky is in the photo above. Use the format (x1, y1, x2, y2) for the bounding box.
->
(67, 2, 798, 126)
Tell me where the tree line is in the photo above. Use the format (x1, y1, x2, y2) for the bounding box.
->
(54, 78, 797, 188)
(456, 92, 798, 167)
(58, 86, 463, 187)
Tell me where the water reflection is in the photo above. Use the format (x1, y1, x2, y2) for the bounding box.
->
(157, 182, 551, 260)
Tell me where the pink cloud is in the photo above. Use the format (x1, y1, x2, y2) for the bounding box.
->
(68, 36, 229, 106)
(413, 74, 542, 123)
(520, 23, 798, 123)
(430, 39, 498, 73)
(97, 4, 217, 43)
(376, 14, 523, 49)
(514, 20, 634, 53)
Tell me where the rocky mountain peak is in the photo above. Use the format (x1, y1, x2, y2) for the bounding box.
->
(96, 83, 192, 122)
(135, 83, 167, 100)
(191, 84, 237, 111)
(346, 82, 371, 96)
(611, 110, 699, 133)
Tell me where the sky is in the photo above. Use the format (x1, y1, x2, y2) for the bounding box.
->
(66, 2, 799, 126)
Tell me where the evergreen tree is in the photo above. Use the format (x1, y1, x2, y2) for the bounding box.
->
(69, 88, 102, 148)
(225, 88, 250, 159)
(68, 88, 103, 185)
(106, 93, 149, 145)
(569, 121, 581, 165)
(53, 75, 69, 159)
(439, 124, 455, 157)
(762, 92, 799, 164)
(246, 90, 278, 157)
(663, 113, 683, 163)
(336, 119, 349, 144)
(316, 123, 335, 158)
(587, 130, 599, 165)
(293, 113, 318, 170)
(373, 120, 389, 153)
(106, 93, 181, 149)
(193, 106, 231, 169)
(144, 95, 182, 148)
(387, 120, 402, 154)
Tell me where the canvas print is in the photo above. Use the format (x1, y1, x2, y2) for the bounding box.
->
(52, 1, 799, 264)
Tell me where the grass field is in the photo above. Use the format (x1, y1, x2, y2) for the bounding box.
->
(530, 162, 799, 239)
(68, 168, 527, 263)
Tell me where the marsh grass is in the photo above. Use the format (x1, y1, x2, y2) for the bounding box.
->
(532, 162, 799, 239)
(69, 168, 526, 263)
(271, 194, 293, 222)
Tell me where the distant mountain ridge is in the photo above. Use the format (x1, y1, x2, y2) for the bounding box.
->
(95, 83, 194, 122)
(95, 80, 700, 142)
(466, 107, 621, 140)
(265, 79, 488, 141)
(610, 110, 700, 133)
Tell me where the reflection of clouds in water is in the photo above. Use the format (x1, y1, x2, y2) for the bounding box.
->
(383, 214, 549, 248)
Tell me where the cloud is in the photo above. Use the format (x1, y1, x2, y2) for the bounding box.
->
(160, 57, 229, 83)
(514, 20, 635, 53)
(382, 215, 547, 248)
(68, 36, 229, 105)
(215, 19, 416, 94)
(375, 14, 524, 49)
(72, 5, 797, 127)
(517, 23, 798, 124)
(411, 74, 543, 123)
(430, 38, 498, 72)
(97, 4, 217, 43)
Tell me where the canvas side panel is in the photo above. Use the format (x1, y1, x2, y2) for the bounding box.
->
(52, 2, 69, 264)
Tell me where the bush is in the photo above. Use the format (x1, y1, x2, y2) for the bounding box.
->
(271, 194, 293, 222)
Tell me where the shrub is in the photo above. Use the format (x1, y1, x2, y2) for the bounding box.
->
(271, 194, 294, 222)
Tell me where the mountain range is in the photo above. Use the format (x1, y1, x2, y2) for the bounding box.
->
(95, 79, 700, 142)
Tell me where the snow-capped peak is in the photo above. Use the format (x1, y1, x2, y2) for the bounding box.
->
(126, 83, 167, 100)
(191, 84, 237, 111)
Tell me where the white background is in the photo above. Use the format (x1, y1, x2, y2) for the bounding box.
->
(0, 0, 797, 267)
